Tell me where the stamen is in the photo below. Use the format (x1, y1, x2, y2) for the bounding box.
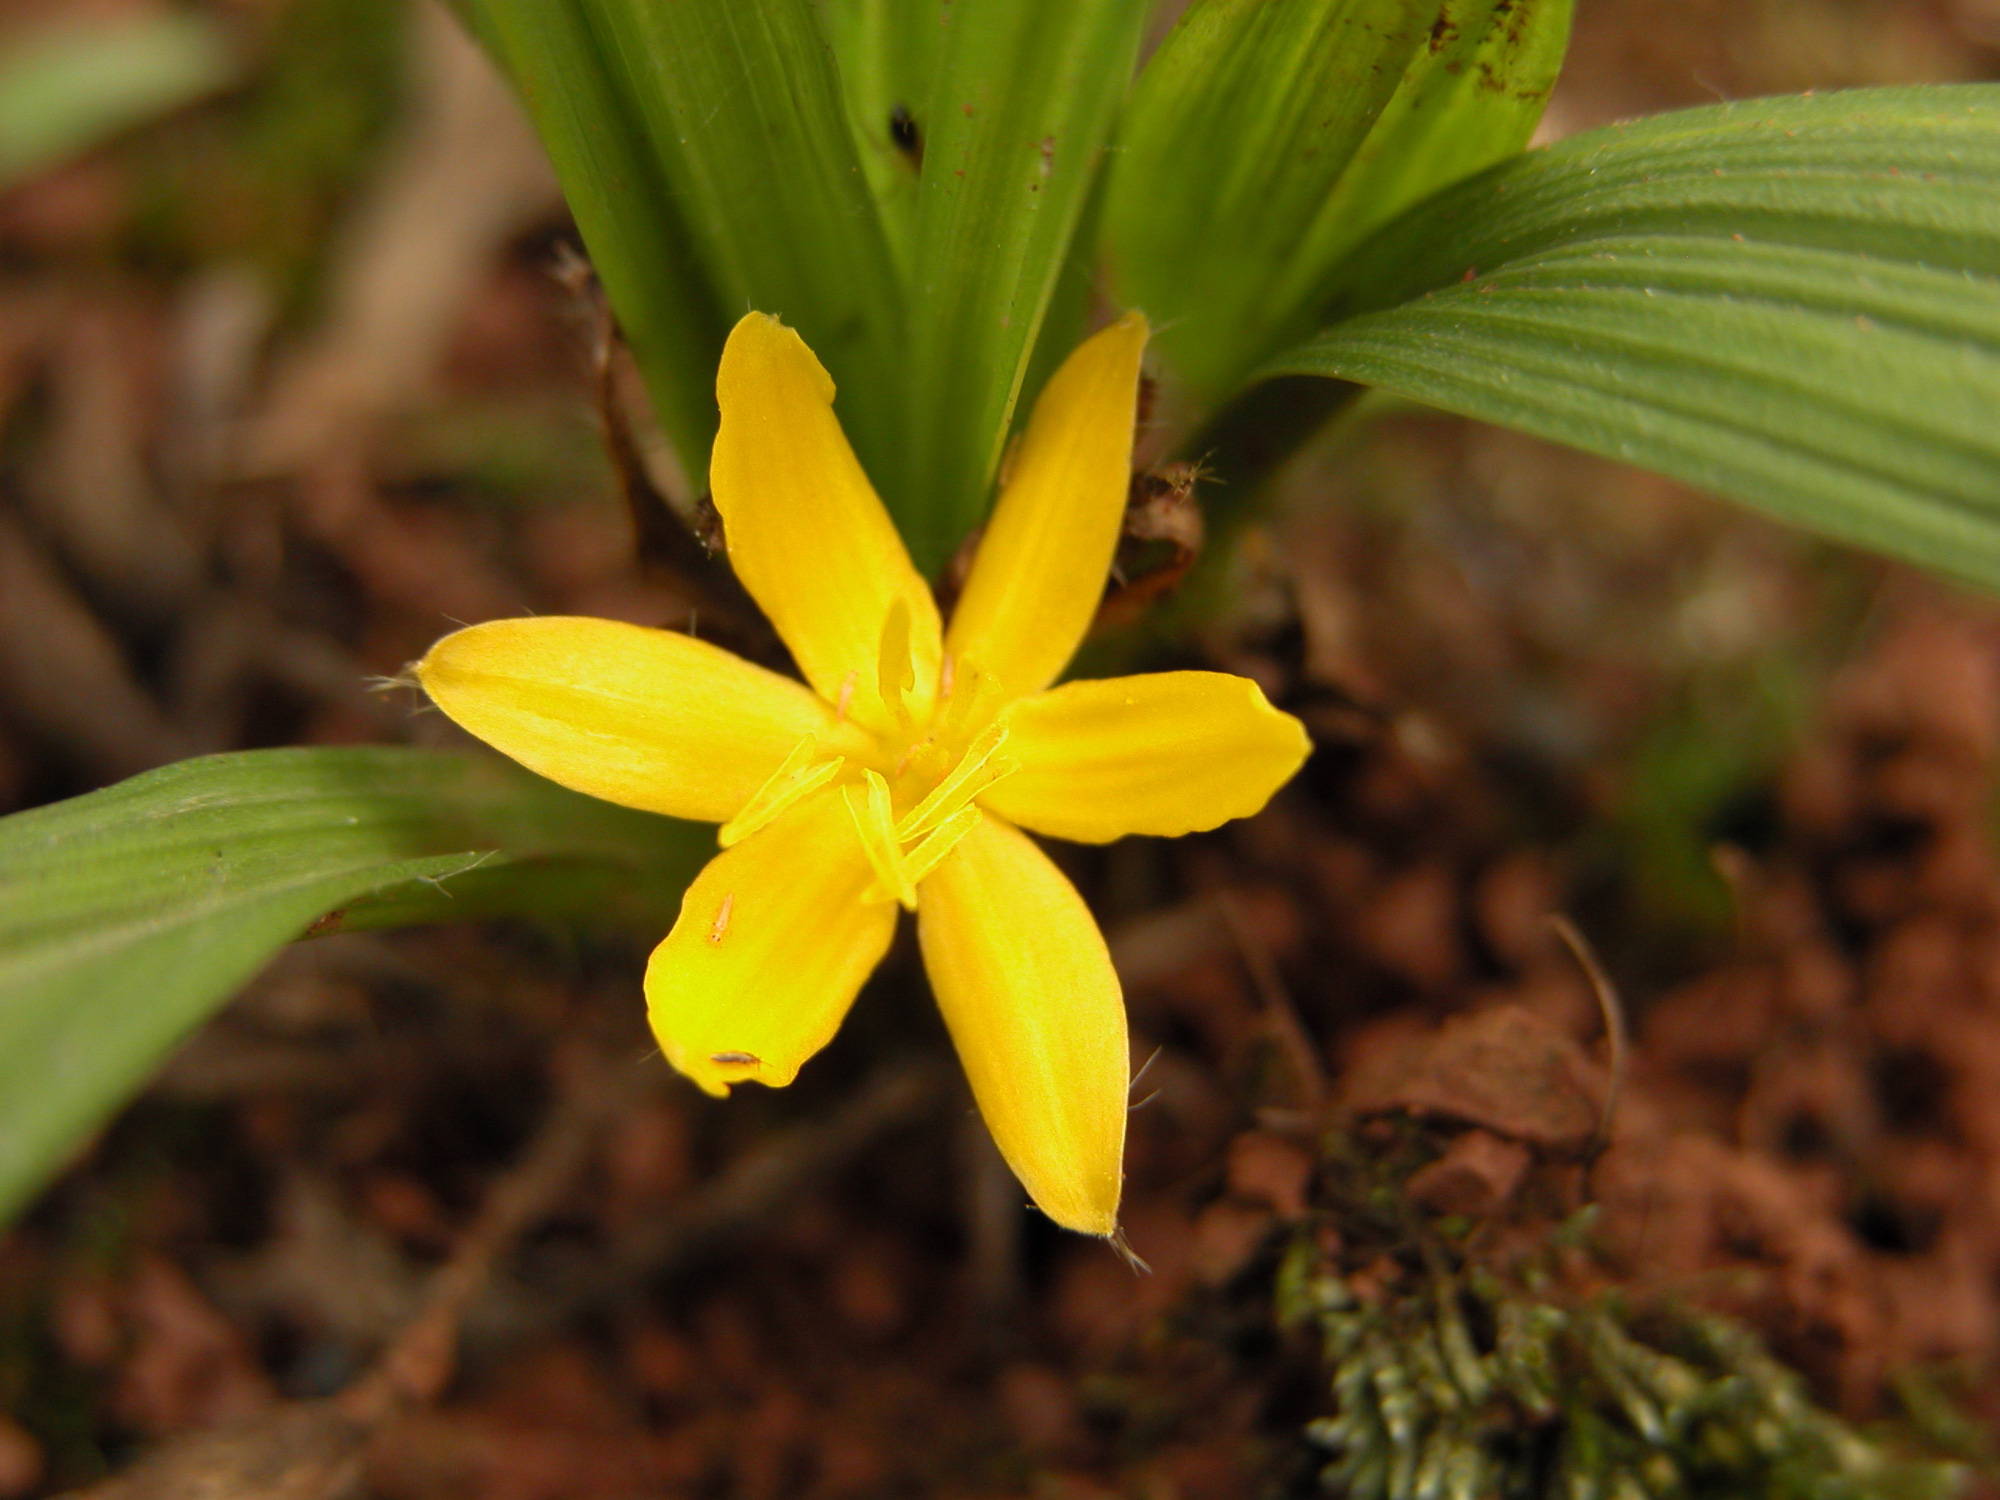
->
(719, 735, 842, 847)
(898, 804, 981, 887)
(844, 771, 915, 908)
(877, 599, 914, 723)
(895, 719, 1017, 842)
(893, 734, 934, 779)
(935, 655, 1000, 742)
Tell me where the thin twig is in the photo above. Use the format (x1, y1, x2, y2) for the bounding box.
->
(1549, 914, 1628, 1180)
(553, 250, 785, 669)
(506, 1059, 945, 1336)
(68, 1053, 645, 1500)
(338, 1052, 646, 1423)
(1218, 891, 1327, 1110)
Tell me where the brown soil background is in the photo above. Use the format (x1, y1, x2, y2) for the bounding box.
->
(3, 1, 2000, 1496)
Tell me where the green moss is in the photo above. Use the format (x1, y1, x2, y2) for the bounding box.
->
(1278, 1136, 1962, 1500)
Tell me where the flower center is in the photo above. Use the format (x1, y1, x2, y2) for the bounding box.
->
(717, 618, 1018, 909)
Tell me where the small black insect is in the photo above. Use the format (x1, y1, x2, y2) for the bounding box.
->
(889, 103, 923, 170)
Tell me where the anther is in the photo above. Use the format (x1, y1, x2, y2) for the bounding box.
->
(877, 599, 915, 722)
(896, 718, 1016, 842)
(893, 734, 934, 779)
(845, 771, 915, 908)
(898, 804, 981, 886)
(719, 735, 842, 847)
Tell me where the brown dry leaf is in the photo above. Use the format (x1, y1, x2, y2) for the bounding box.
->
(1644, 967, 1777, 1072)
(996, 1362, 1084, 1458)
(1347, 1003, 1606, 1152)
(112, 1258, 273, 1438)
(1357, 865, 1463, 992)
(1473, 854, 1558, 971)
(58, 1405, 368, 1500)
(210, 1174, 423, 1351)
(1876, 1230, 1996, 1370)
(1223, 1132, 1313, 1218)
(0, 514, 186, 779)
(288, 460, 521, 628)
(0, 1416, 44, 1500)
(366, 1392, 662, 1500)
(1405, 1129, 1533, 1218)
(1190, 1200, 1275, 1287)
(25, 302, 201, 623)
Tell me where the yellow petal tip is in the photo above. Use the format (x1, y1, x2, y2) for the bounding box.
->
(1112, 307, 1150, 341)
(644, 790, 897, 1105)
(719, 309, 836, 407)
(984, 672, 1312, 844)
(943, 310, 1154, 697)
(1019, 1164, 1122, 1237)
(1040, 1198, 1120, 1238)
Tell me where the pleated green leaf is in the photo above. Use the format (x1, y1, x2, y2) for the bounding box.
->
(576, 0, 908, 498)
(1300, 0, 1573, 299)
(455, 0, 728, 486)
(1270, 87, 2000, 591)
(1103, 0, 1435, 402)
(892, 0, 1151, 574)
(815, 0, 943, 268)
(0, 748, 706, 1222)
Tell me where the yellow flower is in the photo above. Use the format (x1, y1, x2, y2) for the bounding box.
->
(416, 311, 1308, 1235)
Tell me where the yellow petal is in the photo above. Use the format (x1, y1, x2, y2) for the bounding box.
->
(916, 815, 1128, 1235)
(712, 313, 942, 725)
(980, 671, 1310, 844)
(418, 616, 842, 824)
(945, 313, 1148, 701)
(646, 787, 897, 1097)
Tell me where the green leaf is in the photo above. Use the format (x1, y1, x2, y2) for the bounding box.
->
(0, 10, 234, 190)
(814, 0, 943, 267)
(0, 748, 705, 1223)
(576, 0, 908, 501)
(1268, 87, 2000, 592)
(456, 0, 729, 485)
(888, 0, 1151, 574)
(1016, 166, 1112, 461)
(1103, 0, 1436, 402)
(456, 1, 729, 487)
(1306, 0, 1572, 294)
